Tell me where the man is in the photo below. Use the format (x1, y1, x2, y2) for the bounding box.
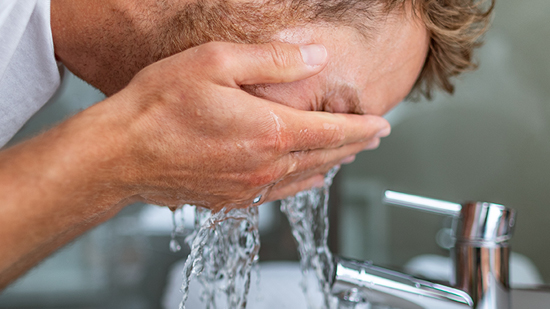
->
(0, 0, 492, 289)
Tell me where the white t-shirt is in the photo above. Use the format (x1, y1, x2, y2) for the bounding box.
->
(0, 0, 61, 147)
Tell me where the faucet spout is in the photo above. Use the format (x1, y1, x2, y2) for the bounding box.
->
(331, 256, 474, 309)
(331, 191, 517, 309)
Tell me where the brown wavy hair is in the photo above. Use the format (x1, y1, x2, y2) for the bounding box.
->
(286, 0, 496, 99)
(283, 0, 496, 99)
(406, 0, 495, 99)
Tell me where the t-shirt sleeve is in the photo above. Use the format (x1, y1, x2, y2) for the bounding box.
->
(0, 0, 61, 147)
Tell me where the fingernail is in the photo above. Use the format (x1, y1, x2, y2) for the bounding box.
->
(300, 44, 327, 67)
(376, 126, 391, 138)
(364, 139, 380, 150)
(341, 155, 356, 164)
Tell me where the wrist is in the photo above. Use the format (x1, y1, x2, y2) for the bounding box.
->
(69, 94, 139, 204)
(25, 94, 140, 211)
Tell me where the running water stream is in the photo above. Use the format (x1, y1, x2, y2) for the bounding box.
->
(281, 166, 339, 309)
(176, 166, 340, 309)
(178, 206, 260, 309)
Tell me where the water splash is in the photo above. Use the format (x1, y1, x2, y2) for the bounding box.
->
(176, 166, 340, 309)
(179, 206, 261, 309)
(281, 166, 340, 309)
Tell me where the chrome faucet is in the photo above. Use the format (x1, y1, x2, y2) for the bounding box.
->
(331, 190, 516, 309)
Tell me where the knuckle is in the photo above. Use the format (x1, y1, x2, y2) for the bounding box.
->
(327, 126, 346, 147)
(309, 127, 343, 149)
(199, 42, 234, 72)
(265, 42, 293, 71)
(264, 126, 289, 153)
(274, 131, 292, 153)
(245, 167, 278, 188)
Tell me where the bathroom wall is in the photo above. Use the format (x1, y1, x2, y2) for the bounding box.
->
(337, 0, 550, 284)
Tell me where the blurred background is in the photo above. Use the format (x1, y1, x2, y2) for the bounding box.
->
(1, 1, 550, 308)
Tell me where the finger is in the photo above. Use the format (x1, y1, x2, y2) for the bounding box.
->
(273, 106, 391, 152)
(267, 174, 326, 202)
(195, 42, 328, 86)
(268, 164, 333, 198)
(269, 142, 366, 201)
(280, 138, 380, 176)
(272, 145, 359, 194)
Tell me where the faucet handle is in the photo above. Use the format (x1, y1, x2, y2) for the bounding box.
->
(383, 190, 462, 216)
(383, 190, 517, 243)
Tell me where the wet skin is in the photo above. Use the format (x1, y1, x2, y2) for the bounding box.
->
(0, 1, 427, 289)
(256, 11, 429, 117)
(49, 0, 429, 205)
(126, 8, 431, 208)
(245, 9, 430, 189)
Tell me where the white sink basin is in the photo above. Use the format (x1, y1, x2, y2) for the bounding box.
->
(162, 261, 550, 309)
(163, 261, 307, 309)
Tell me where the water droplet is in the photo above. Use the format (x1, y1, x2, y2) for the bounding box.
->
(253, 195, 261, 204)
(170, 239, 181, 252)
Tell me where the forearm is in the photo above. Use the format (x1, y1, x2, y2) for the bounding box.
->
(0, 96, 133, 289)
(0, 40, 392, 289)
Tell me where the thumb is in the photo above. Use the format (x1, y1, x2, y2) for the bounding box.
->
(196, 42, 328, 86)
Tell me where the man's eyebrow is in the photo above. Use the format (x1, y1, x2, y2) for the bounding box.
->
(321, 82, 364, 115)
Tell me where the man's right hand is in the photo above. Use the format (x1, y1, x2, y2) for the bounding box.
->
(0, 41, 390, 287)
(105, 41, 391, 211)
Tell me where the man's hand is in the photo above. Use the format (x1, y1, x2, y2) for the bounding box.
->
(0, 42, 390, 287)
(108, 42, 390, 210)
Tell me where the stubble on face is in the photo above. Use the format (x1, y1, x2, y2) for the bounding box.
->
(152, 0, 383, 54)
(153, 0, 419, 116)
(67, 0, 386, 96)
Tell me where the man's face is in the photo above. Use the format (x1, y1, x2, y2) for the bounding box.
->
(54, 0, 428, 117)
(247, 11, 429, 116)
